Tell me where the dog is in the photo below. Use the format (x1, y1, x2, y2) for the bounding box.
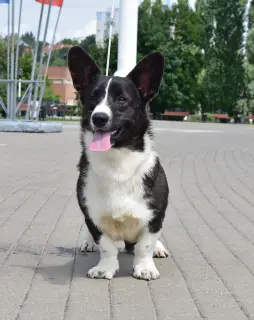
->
(68, 46, 169, 280)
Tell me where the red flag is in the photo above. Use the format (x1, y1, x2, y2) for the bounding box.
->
(35, 0, 63, 7)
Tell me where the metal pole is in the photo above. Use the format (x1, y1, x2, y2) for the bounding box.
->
(12, 0, 23, 120)
(36, 6, 63, 120)
(10, 0, 15, 120)
(26, 4, 45, 120)
(7, 1, 10, 118)
(16, 83, 32, 114)
(106, 0, 115, 76)
(18, 78, 21, 99)
(31, 0, 53, 121)
(14, 0, 23, 79)
(115, 0, 139, 77)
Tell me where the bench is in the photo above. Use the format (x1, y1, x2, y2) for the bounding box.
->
(212, 113, 231, 123)
(161, 111, 189, 121)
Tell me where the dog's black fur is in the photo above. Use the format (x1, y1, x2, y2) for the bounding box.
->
(68, 46, 169, 279)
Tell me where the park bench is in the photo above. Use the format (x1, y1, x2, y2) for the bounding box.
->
(248, 114, 254, 124)
(212, 113, 231, 123)
(160, 111, 189, 121)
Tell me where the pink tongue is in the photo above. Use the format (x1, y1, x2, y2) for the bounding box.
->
(89, 131, 112, 152)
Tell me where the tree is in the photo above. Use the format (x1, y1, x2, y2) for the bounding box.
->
(136, 0, 204, 113)
(249, 0, 254, 30)
(88, 35, 118, 75)
(80, 35, 96, 53)
(201, 0, 245, 115)
(0, 41, 7, 107)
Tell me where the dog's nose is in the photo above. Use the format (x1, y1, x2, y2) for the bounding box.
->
(92, 112, 109, 128)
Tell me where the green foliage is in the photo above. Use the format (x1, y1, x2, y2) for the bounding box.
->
(249, 0, 254, 30)
(0, 41, 7, 105)
(88, 35, 118, 75)
(80, 35, 96, 53)
(1, 0, 251, 116)
(199, 0, 245, 116)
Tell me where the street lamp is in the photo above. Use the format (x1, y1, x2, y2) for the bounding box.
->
(17, 68, 23, 101)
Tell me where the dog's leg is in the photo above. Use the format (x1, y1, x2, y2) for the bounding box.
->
(79, 223, 98, 252)
(80, 233, 98, 252)
(125, 240, 168, 258)
(133, 229, 160, 280)
(124, 241, 135, 254)
(87, 234, 119, 279)
(153, 240, 169, 258)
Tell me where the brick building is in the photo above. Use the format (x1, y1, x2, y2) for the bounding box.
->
(43, 66, 77, 105)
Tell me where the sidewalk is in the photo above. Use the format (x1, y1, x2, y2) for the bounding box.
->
(0, 121, 254, 320)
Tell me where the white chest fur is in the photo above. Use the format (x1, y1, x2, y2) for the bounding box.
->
(82, 132, 157, 242)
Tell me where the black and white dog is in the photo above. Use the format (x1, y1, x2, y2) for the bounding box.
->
(68, 46, 169, 280)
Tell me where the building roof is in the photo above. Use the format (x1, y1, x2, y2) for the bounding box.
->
(44, 43, 73, 54)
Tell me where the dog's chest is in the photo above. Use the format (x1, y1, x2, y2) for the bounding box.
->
(83, 162, 154, 242)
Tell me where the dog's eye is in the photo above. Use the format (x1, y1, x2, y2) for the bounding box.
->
(118, 96, 127, 104)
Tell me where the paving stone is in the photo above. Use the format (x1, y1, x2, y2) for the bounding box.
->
(0, 121, 254, 320)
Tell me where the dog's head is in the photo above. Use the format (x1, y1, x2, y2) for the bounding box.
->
(68, 46, 164, 152)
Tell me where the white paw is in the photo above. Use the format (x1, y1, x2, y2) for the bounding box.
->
(133, 260, 160, 280)
(87, 258, 119, 279)
(79, 239, 98, 252)
(153, 240, 169, 258)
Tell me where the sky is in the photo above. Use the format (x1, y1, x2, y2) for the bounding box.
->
(0, 0, 196, 43)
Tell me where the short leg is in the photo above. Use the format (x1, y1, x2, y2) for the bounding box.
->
(79, 222, 98, 252)
(87, 234, 119, 279)
(124, 240, 168, 258)
(124, 241, 135, 254)
(80, 232, 98, 252)
(133, 230, 160, 280)
(153, 240, 168, 258)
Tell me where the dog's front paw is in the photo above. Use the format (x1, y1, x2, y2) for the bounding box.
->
(133, 260, 160, 280)
(79, 239, 98, 252)
(87, 258, 119, 279)
(153, 240, 169, 258)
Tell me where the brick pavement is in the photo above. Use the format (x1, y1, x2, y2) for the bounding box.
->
(0, 121, 254, 320)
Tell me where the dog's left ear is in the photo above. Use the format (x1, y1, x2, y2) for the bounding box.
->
(127, 52, 164, 103)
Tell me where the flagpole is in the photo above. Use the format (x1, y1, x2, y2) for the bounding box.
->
(116, 0, 138, 77)
(26, 3, 45, 120)
(13, 0, 23, 120)
(36, 5, 62, 120)
(31, 0, 53, 120)
(7, 0, 10, 118)
(10, 0, 15, 120)
(106, 0, 115, 76)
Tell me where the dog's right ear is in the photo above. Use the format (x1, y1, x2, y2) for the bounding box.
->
(68, 46, 101, 92)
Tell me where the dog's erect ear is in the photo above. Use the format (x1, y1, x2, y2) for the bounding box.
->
(68, 46, 101, 92)
(126, 52, 164, 103)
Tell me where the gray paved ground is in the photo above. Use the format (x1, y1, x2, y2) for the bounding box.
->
(1, 120, 254, 320)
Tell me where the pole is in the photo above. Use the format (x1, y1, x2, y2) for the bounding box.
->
(7, 1, 10, 118)
(10, 0, 15, 120)
(26, 4, 45, 120)
(15, 0, 23, 79)
(115, 0, 139, 77)
(31, 0, 53, 121)
(106, 0, 115, 76)
(18, 78, 21, 99)
(13, 0, 23, 120)
(36, 6, 63, 120)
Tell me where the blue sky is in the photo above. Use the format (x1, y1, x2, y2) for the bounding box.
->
(0, 0, 195, 42)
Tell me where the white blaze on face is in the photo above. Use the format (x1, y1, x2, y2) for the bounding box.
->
(89, 78, 114, 152)
(91, 78, 113, 129)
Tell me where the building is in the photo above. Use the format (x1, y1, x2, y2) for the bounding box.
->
(43, 66, 77, 105)
(43, 43, 72, 55)
(95, 8, 120, 47)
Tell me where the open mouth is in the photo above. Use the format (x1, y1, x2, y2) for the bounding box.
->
(89, 128, 123, 152)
